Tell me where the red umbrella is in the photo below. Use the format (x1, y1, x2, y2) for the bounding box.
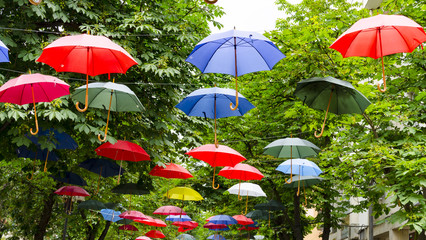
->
(232, 215, 254, 225)
(119, 224, 139, 231)
(206, 216, 213, 222)
(0, 73, 70, 135)
(37, 33, 138, 112)
(219, 163, 264, 198)
(186, 144, 246, 189)
(238, 226, 259, 231)
(203, 222, 228, 230)
(95, 140, 150, 183)
(330, 14, 426, 92)
(145, 230, 166, 239)
(153, 206, 186, 216)
(137, 217, 167, 227)
(149, 163, 193, 179)
(172, 221, 198, 228)
(119, 210, 148, 221)
(54, 186, 90, 197)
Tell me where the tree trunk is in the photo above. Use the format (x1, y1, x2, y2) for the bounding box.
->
(34, 185, 59, 240)
(97, 221, 111, 240)
(293, 190, 303, 240)
(322, 201, 331, 240)
(80, 210, 98, 240)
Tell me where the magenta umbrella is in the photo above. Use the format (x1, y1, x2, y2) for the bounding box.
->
(153, 205, 186, 216)
(0, 73, 70, 135)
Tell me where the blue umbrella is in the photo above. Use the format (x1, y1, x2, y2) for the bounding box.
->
(79, 158, 123, 194)
(0, 40, 9, 62)
(186, 29, 285, 109)
(209, 215, 238, 225)
(246, 220, 258, 228)
(208, 234, 226, 240)
(17, 145, 59, 180)
(51, 172, 87, 186)
(177, 234, 196, 240)
(100, 209, 122, 222)
(165, 214, 192, 222)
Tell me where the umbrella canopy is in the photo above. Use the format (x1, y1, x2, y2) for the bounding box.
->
(263, 137, 320, 159)
(0, 74, 70, 135)
(0, 39, 9, 62)
(54, 186, 90, 197)
(119, 224, 138, 231)
(283, 176, 323, 188)
(116, 218, 134, 225)
(276, 159, 323, 176)
(51, 172, 87, 186)
(27, 128, 78, 150)
(208, 234, 226, 240)
(136, 236, 152, 240)
(227, 183, 266, 197)
(100, 209, 122, 222)
(330, 14, 426, 92)
(176, 234, 196, 240)
(17, 146, 59, 161)
(203, 222, 228, 230)
(254, 200, 285, 211)
(153, 206, 186, 216)
(164, 187, 203, 201)
(149, 163, 193, 179)
(77, 200, 106, 211)
(79, 158, 122, 177)
(172, 221, 198, 229)
(232, 215, 254, 225)
(165, 215, 191, 222)
(246, 210, 269, 220)
(218, 163, 264, 181)
(137, 217, 167, 227)
(112, 183, 151, 195)
(208, 215, 238, 225)
(145, 230, 165, 239)
(119, 210, 147, 221)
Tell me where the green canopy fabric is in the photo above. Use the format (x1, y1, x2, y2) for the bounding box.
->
(283, 176, 323, 188)
(263, 137, 320, 159)
(77, 200, 106, 210)
(111, 183, 151, 195)
(254, 200, 285, 211)
(246, 210, 269, 220)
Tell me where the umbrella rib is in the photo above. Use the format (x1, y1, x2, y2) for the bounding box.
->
(341, 30, 364, 58)
(239, 38, 274, 69)
(391, 26, 412, 52)
(202, 38, 235, 74)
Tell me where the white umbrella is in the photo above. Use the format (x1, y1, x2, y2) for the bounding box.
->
(227, 183, 266, 214)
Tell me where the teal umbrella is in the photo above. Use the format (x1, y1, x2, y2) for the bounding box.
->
(284, 176, 323, 205)
(246, 210, 269, 221)
(254, 200, 284, 227)
(72, 81, 143, 142)
(294, 76, 371, 138)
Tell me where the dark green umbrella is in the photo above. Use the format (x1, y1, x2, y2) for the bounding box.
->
(116, 218, 133, 225)
(263, 137, 320, 183)
(294, 76, 371, 138)
(112, 183, 151, 210)
(72, 81, 143, 142)
(284, 176, 323, 206)
(246, 210, 269, 221)
(77, 200, 106, 211)
(254, 200, 284, 227)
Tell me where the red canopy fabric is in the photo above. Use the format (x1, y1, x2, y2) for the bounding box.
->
(119, 224, 138, 231)
(232, 215, 254, 225)
(119, 210, 147, 221)
(153, 206, 186, 216)
(186, 144, 246, 167)
(172, 221, 198, 228)
(145, 230, 166, 239)
(149, 163, 193, 179)
(137, 217, 167, 227)
(203, 222, 228, 229)
(238, 226, 259, 231)
(218, 163, 264, 181)
(54, 186, 90, 197)
(95, 140, 150, 162)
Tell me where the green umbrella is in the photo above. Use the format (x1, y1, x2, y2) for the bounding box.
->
(77, 199, 107, 210)
(294, 76, 371, 138)
(116, 218, 133, 225)
(246, 210, 269, 221)
(72, 80, 143, 142)
(263, 137, 320, 183)
(284, 176, 323, 206)
(254, 200, 284, 227)
(112, 183, 151, 210)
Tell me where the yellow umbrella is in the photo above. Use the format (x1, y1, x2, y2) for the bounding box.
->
(164, 187, 203, 201)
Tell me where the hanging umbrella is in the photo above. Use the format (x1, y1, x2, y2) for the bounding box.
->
(226, 182, 267, 214)
(203, 222, 228, 229)
(136, 236, 152, 240)
(294, 76, 371, 138)
(149, 163, 193, 179)
(173, 221, 198, 232)
(119, 224, 138, 231)
(176, 234, 196, 240)
(145, 230, 166, 239)
(254, 200, 285, 227)
(218, 163, 264, 198)
(77, 200, 106, 211)
(329, 14, 426, 92)
(208, 234, 226, 240)
(95, 140, 150, 183)
(37, 33, 138, 112)
(176, 87, 255, 147)
(72, 81, 143, 141)
(153, 206, 186, 216)
(119, 210, 147, 221)
(186, 144, 246, 189)
(246, 210, 269, 221)
(79, 158, 123, 194)
(164, 187, 204, 201)
(17, 146, 59, 180)
(100, 209, 122, 222)
(263, 137, 320, 183)
(136, 217, 167, 227)
(0, 73, 70, 135)
(186, 29, 285, 109)
(27, 128, 78, 172)
(51, 172, 87, 186)
(0, 39, 9, 62)
(112, 183, 151, 210)
(165, 215, 191, 222)
(283, 176, 324, 205)
(208, 215, 238, 225)
(232, 215, 254, 225)
(116, 218, 134, 225)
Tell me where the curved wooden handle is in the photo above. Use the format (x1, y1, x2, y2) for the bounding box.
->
(315, 86, 333, 138)
(377, 55, 387, 92)
(230, 92, 239, 110)
(204, 0, 218, 3)
(212, 167, 219, 189)
(76, 74, 89, 112)
(43, 151, 50, 172)
(30, 85, 39, 135)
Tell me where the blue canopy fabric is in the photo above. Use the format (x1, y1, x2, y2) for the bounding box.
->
(50, 172, 87, 186)
(165, 215, 192, 222)
(175, 87, 255, 119)
(176, 234, 196, 240)
(0, 40, 9, 62)
(276, 159, 323, 176)
(186, 29, 285, 77)
(79, 158, 122, 177)
(100, 209, 122, 222)
(209, 215, 238, 225)
(208, 234, 226, 240)
(27, 128, 78, 150)
(17, 146, 59, 161)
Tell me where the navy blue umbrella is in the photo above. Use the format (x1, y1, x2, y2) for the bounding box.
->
(17, 145, 59, 180)
(79, 158, 123, 194)
(186, 29, 285, 110)
(51, 172, 87, 186)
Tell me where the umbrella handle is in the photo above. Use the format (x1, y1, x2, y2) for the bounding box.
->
(314, 86, 333, 138)
(204, 0, 218, 3)
(43, 150, 50, 172)
(230, 77, 239, 111)
(238, 180, 242, 200)
(285, 158, 293, 184)
(76, 75, 89, 112)
(29, 85, 39, 135)
(212, 167, 219, 189)
(98, 89, 113, 142)
(377, 55, 387, 92)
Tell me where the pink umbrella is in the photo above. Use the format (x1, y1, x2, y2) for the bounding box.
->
(37, 33, 138, 112)
(119, 210, 147, 221)
(0, 73, 70, 135)
(136, 236, 152, 240)
(119, 224, 139, 231)
(232, 215, 254, 225)
(153, 206, 186, 216)
(149, 163, 193, 179)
